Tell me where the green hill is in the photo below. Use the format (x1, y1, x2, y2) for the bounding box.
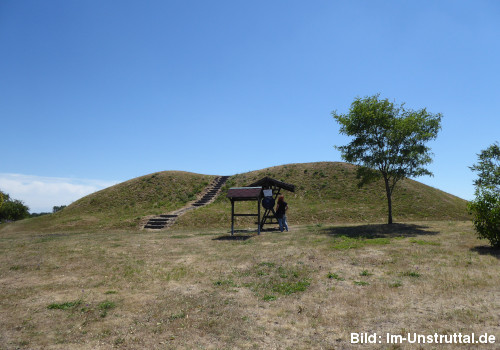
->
(1, 162, 468, 233)
(175, 162, 468, 229)
(4, 171, 214, 232)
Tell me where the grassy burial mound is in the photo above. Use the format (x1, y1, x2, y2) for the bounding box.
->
(175, 162, 468, 229)
(4, 171, 214, 232)
(1, 162, 468, 233)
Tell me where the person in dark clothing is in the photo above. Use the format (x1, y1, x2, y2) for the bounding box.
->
(275, 195, 289, 232)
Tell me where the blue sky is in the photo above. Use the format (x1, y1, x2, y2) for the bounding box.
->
(1, 0, 499, 212)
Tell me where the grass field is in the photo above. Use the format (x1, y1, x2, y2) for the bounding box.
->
(1, 220, 499, 349)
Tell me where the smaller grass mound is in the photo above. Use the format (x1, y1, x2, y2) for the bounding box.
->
(5, 171, 214, 232)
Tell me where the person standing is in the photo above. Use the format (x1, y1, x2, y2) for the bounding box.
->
(275, 195, 289, 232)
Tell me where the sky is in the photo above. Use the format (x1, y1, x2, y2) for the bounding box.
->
(1, 0, 499, 213)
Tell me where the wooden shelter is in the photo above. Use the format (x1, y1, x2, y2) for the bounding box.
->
(226, 177, 295, 235)
(227, 187, 263, 235)
(248, 177, 295, 229)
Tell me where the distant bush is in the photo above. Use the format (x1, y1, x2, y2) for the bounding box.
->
(0, 190, 30, 222)
(30, 212, 51, 218)
(468, 142, 500, 248)
(468, 191, 500, 248)
(53, 205, 67, 213)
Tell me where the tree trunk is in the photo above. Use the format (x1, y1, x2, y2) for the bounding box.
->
(384, 177, 393, 224)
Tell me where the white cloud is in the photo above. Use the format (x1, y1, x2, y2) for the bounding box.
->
(0, 174, 119, 213)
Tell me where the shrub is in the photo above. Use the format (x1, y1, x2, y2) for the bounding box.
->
(327, 272, 344, 281)
(469, 142, 500, 248)
(0, 191, 30, 222)
(468, 191, 500, 248)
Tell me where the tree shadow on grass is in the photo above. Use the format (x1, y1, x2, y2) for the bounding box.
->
(470, 245, 500, 259)
(319, 223, 439, 239)
(214, 235, 253, 241)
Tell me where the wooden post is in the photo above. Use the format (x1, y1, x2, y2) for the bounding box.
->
(257, 196, 261, 235)
(231, 200, 235, 236)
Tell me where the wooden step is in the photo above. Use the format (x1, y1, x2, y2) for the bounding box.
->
(144, 225, 164, 229)
(143, 175, 230, 230)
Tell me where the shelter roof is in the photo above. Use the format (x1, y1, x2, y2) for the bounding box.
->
(247, 177, 295, 192)
(227, 187, 262, 201)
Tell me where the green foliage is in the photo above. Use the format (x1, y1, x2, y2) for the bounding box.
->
(0, 190, 30, 222)
(353, 281, 369, 286)
(470, 143, 500, 192)
(468, 143, 500, 248)
(327, 272, 345, 281)
(401, 271, 421, 278)
(468, 191, 500, 248)
(29, 212, 50, 218)
(53, 205, 67, 213)
(332, 94, 442, 224)
(47, 300, 82, 310)
(389, 281, 403, 288)
(98, 300, 116, 310)
(47, 298, 116, 318)
(98, 300, 116, 317)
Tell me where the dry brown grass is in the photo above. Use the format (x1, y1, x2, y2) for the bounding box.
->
(1, 221, 499, 349)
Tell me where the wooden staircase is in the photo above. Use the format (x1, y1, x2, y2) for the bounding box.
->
(143, 214, 178, 230)
(143, 176, 229, 230)
(192, 176, 229, 206)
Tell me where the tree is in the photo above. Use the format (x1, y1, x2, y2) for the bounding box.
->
(468, 142, 500, 248)
(469, 142, 500, 192)
(0, 190, 30, 222)
(332, 94, 442, 224)
(53, 205, 67, 213)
